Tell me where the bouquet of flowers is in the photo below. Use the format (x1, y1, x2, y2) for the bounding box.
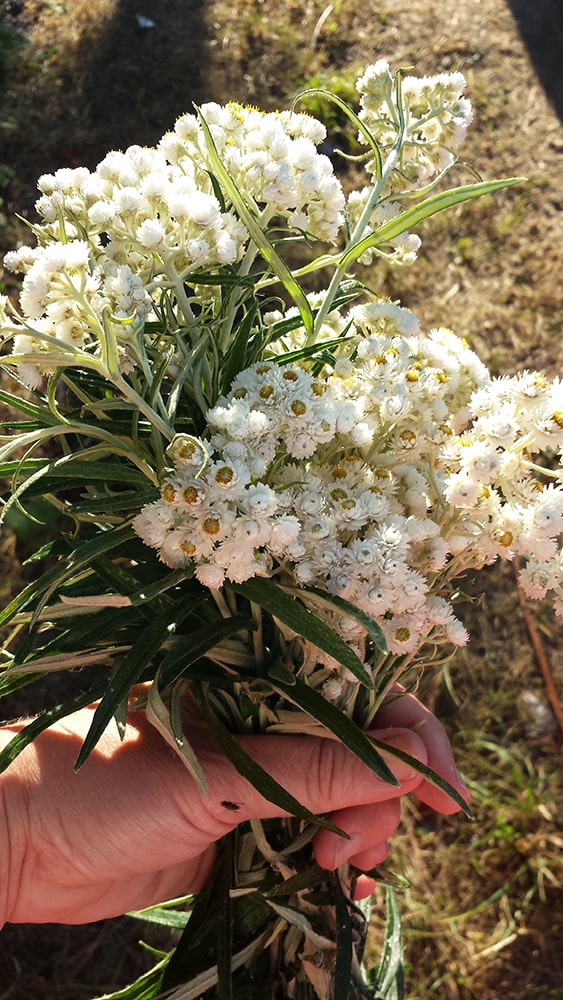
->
(1, 59, 560, 998)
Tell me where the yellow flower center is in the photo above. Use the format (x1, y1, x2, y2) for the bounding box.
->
(331, 487, 347, 501)
(183, 485, 200, 504)
(394, 626, 411, 643)
(215, 465, 234, 484)
(290, 399, 307, 416)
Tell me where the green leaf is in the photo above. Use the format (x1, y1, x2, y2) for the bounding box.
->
(373, 887, 405, 1000)
(90, 955, 169, 1000)
(296, 86, 382, 178)
(216, 836, 234, 1000)
(127, 906, 192, 930)
(0, 458, 151, 484)
(220, 299, 262, 393)
(369, 736, 474, 817)
(73, 596, 196, 770)
(159, 617, 254, 687)
(0, 524, 137, 631)
(196, 109, 314, 340)
(228, 577, 373, 687)
(65, 487, 159, 515)
(300, 586, 386, 652)
(341, 177, 526, 269)
(270, 675, 398, 786)
(0, 683, 106, 774)
(0, 385, 59, 424)
(0, 670, 45, 700)
(161, 837, 252, 991)
(197, 685, 350, 835)
(146, 677, 209, 795)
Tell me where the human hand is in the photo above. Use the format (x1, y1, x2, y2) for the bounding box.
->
(0, 689, 468, 926)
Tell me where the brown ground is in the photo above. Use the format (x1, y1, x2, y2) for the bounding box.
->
(0, 1, 562, 998)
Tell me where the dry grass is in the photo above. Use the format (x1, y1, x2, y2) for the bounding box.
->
(0, 0, 562, 997)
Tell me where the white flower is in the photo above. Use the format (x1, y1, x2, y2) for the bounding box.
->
(195, 563, 225, 589)
(136, 218, 166, 248)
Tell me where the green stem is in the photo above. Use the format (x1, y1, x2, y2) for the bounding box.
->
(310, 142, 403, 343)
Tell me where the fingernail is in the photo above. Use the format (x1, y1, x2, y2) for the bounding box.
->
(454, 767, 469, 796)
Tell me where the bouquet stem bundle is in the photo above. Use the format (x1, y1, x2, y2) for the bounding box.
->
(2, 60, 558, 998)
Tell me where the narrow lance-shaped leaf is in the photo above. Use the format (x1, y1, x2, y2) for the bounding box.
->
(228, 577, 374, 688)
(158, 616, 255, 688)
(25, 524, 138, 631)
(373, 886, 405, 1000)
(0, 385, 60, 423)
(0, 525, 125, 630)
(333, 873, 354, 1000)
(74, 596, 197, 770)
(296, 86, 383, 178)
(369, 735, 474, 818)
(299, 585, 386, 653)
(146, 676, 209, 795)
(0, 683, 107, 774)
(196, 109, 314, 340)
(340, 177, 525, 270)
(196, 684, 351, 836)
(270, 674, 398, 787)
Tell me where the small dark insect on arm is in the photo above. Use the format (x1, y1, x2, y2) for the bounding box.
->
(221, 800, 241, 811)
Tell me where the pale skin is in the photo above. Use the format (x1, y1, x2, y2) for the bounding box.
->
(0, 689, 469, 928)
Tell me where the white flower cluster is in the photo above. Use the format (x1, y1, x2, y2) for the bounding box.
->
(125, 302, 451, 654)
(1, 63, 476, 387)
(134, 299, 563, 661)
(346, 60, 473, 266)
(1, 102, 345, 385)
(444, 372, 563, 613)
(162, 102, 346, 242)
(356, 59, 473, 187)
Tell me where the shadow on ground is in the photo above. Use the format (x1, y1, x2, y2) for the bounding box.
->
(1, 0, 210, 218)
(506, 0, 563, 119)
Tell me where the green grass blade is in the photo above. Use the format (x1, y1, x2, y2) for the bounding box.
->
(228, 577, 373, 687)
